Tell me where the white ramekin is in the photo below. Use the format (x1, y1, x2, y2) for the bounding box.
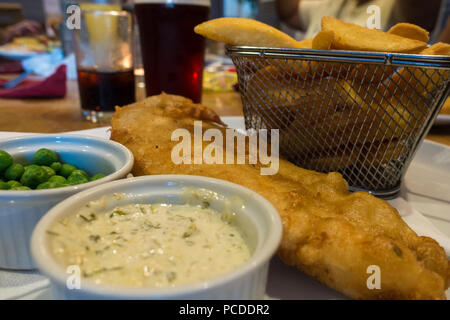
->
(31, 175, 282, 299)
(0, 134, 134, 270)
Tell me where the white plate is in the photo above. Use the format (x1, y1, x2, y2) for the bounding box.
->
(1, 117, 449, 300)
(0, 48, 41, 61)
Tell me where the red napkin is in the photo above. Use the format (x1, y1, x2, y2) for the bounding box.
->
(0, 65, 66, 98)
(0, 60, 24, 74)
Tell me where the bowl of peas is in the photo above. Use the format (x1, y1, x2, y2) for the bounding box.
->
(0, 134, 134, 269)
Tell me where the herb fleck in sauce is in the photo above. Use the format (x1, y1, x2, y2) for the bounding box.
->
(48, 201, 250, 288)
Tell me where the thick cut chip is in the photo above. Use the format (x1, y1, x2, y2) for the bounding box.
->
(247, 76, 417, 160)
(388, 23, 429, 43)
(310, 30, 336, 76)
(387, 42, 450, 96)
(297, 37, 313, 48)
(194, 17, 301, 48)
(441, 98, 450, 115)
(321, 16, 427, 53)
(350, 64, 396, 84)
(312, 30, 334, 50)
(421, 42, 450, 55)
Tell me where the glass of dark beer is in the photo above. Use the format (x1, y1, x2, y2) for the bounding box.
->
(73, 9, 135, 123)
(134, 0, 210, 103)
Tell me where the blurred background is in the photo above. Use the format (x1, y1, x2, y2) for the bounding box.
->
(0, 0, 448, 128)
(0, 0, 448, 60)
(0, 0, 448, 44)
(0, 0, 448, 86)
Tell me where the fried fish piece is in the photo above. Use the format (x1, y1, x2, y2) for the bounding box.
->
(111, 93, 449, 300)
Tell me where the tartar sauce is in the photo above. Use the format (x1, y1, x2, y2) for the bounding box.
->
(47, 197, 250, 287)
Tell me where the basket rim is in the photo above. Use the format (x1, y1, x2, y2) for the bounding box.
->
(226, 45, 450, 68)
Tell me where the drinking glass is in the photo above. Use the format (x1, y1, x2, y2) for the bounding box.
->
(134, 0, 210, 103)
(73, 9, 135, 123)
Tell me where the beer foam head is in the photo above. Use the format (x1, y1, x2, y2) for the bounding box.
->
(134, 0, 210, 6)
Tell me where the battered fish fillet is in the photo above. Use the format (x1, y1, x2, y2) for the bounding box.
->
(111, 93, 449, 300)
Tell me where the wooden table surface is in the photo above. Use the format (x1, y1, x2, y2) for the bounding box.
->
(0, 79, 449, 147)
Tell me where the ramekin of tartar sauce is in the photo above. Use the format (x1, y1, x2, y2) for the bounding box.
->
(31, 175, 282, 299)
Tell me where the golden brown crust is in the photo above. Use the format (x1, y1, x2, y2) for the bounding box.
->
(387, 23, 430, 43)
(321, 16, 427, 53)
(111, 93, 449, 300)
(194, 17, 300, 48)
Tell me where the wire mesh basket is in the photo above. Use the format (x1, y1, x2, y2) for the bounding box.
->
(227, 46, 450, 198)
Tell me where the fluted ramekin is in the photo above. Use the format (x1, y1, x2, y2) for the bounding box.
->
(0, 134, 134, 269)
(31, 175, 282, 299)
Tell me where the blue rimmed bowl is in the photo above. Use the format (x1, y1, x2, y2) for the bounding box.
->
(0, 134, 134, 269)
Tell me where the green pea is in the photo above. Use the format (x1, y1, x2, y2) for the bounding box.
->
(37, 181, 70, 190)
(71, 169, 89, 179)
(49, 175, 67, 184)
(52, 182, 69, 189)
(41, 166, 56, 178)
(25, 164, 39, 170)
(90, 173, 106, 181)
(0, 150, 13, 172)
(4, 163, 24, 181)
(67, 172, 89, 185)
(0, 180, 10, 190)
(33, 148, 58, 166)
(60, 164, 76, 178)
(7, 180, 22, 188)
(11, 186, 31, 191)
(50, 162, 62, 173)
(36, 181, 53, 190)
(20, 166, 48, 189)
